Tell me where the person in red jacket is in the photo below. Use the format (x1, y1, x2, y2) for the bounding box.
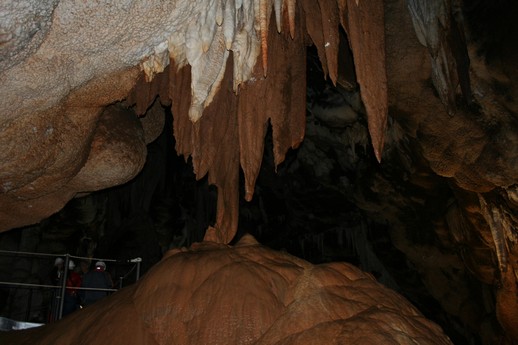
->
(62, 260, 82, 317)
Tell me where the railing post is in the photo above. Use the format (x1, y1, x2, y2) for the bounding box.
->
(57, 255, 69, 320)
(136, 259, 141, 281)
(129, 257, 142, 281)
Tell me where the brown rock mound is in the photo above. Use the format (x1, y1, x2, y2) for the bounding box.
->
(1, 235, 452, 345)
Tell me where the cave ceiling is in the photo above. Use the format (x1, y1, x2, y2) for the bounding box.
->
(1, 0, 518, 343)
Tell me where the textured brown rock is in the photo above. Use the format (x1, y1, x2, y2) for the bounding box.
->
(67, 104, 147, 192)
(0, 101, 147, 230)
(383, 0, 518, 341)
(0, 236, 453, 345)
(0, 0, 243, 232)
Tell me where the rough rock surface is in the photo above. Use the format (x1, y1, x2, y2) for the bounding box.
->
(0, 103, 147, 231)
(0, 236, 453, 345)
(383, 1, 518, 341)
(0, 0, 208, 230)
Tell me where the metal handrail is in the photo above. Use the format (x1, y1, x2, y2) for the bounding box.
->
(0, 282, 117, 292)
(0, 249, 141, 322)
(0, 249, 118, 263)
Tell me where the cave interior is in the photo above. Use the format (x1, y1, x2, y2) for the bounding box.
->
(1, 0, 518, 344)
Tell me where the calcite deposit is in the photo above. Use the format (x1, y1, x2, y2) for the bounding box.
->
(0, 236, 453, 345)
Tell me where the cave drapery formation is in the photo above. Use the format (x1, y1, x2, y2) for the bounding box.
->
(1, 0, 518, 343)
(127, 0, 388, 244)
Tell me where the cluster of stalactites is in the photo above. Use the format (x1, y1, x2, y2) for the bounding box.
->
(140, 0, 297, 123)
(128, 0, 388, 244)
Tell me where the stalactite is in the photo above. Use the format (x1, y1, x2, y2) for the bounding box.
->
(202, 55, 240, 243)
(286, 0, 296, 39)
(126, 0, 388, 243)
(407, 0, 473, 114)
(239, 2, 306, 201)
(340, 0, 388, 162)
(303, 0, 387, 162)
(274, 0, 283, 32)
(189, 26, 230, 122)
(169, 61, 194, 157)
(128, 6, 306, 242)
(223, 0, 236, 49)
(126, 67, 170, 116)
(478, 194, 508, 272)
(317, 0, 340, 85)
(141, 42, 170, 83)
(216, 0, 224, 26)
(301, 0, 329, 77)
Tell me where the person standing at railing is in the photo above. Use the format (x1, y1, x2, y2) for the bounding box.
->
(79, 260, 90, 278)
(47, 257, 65, 322)
(50, 257, 64, 285)
(62, 260, 82, 317)
(79, 261, 113, 306)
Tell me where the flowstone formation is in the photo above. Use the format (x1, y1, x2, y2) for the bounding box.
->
(0, 236, 453, 345)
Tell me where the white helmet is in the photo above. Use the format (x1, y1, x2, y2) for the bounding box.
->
(68, 260, 75, 270)
(95, 261, 106, 269)
(54, 257, 64, 266)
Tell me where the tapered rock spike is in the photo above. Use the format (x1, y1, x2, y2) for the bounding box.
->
(274, 0, 282, 33)
(260, 0, 269, 76)
(287, 0, 296, 39)
(216, 0, 224, 25)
